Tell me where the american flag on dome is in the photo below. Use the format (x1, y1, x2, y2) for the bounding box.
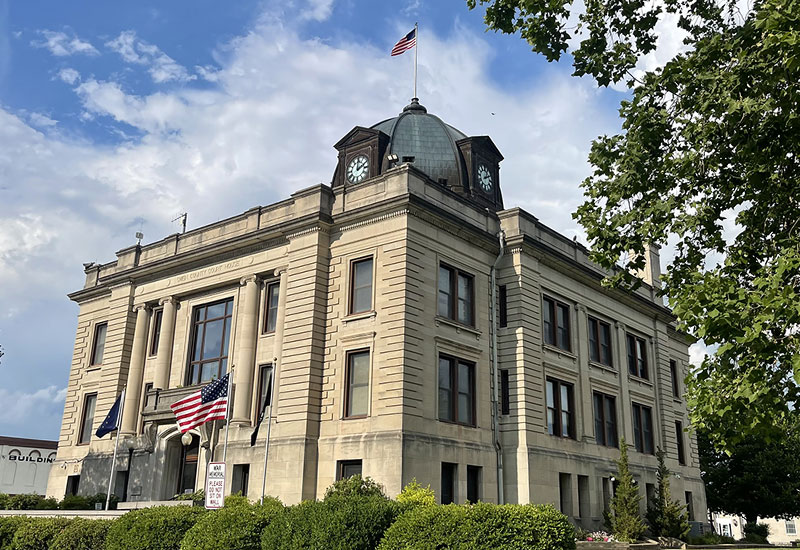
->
(170, 373, 230, 433)
(391, 28, 416, 56)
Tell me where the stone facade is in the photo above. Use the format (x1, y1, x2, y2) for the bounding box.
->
(47, 101, 706, 530)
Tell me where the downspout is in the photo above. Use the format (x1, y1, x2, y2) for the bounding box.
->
(490, 230, 506, 504)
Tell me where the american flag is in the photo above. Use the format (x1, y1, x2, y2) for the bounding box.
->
(391, 28, 416, 56)
(170, 373, 229, 433)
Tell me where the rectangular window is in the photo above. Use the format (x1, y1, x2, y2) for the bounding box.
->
(578, 475, 590, 518)
(345, 351, 370, 418)
(149, 309, 163, 356)
(140, 382, 154, 433)
(498, 285, 507, 328)
(441, 462, 457, 504)
(627, 334, 648, 379)
(438, 355, 475, 426)
(438, 264, 474, 326)
(467, 465, 481, 503)
(685, 491, 695, 521)
(65, 475, 80, 497)
(588, 316, 612, 366)
(257, 364, 274, 412)
(787, 521, 797, 536)
(187, 298, 234, 385)
(232, 464, 250, 496)
(543, 296, 571, 351)
(670, 360, 680, 398)
(632, 403, 655, 454)
(79, 393, 97, 445)
(349, 258, 373, 314)
(559, 473, 573, 515)
(602, 477, 612, 511)
(593, 392, 618, 447)
(646, 483, 656, 510)
(500, 369, 510, 415)
(546, 379, 575, 439)
(90, 322, 108, 366)
(264, 282, 280, 333)
(676, 420, 686, 465)
(337, 460, 362, 480)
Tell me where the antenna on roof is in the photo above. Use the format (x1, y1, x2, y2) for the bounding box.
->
(172, 212, 188, 234)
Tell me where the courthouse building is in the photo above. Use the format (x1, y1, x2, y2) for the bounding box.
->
(48, 98, 706, 529)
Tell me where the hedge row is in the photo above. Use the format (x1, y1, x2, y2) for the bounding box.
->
(0, 477, 576, 550)
(0, 494, 118, 511)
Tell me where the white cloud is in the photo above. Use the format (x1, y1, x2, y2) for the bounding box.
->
(689, 341, 711, 367)
(301, 0, 335, 21)
(106, 30, 195, 83)
(57, 67, 80, 84)
(0, 386, 66, 436)
(31, 30, 99, 57)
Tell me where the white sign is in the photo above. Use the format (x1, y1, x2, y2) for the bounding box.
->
(205, 462, 226, 509)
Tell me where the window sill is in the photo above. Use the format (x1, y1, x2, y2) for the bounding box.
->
(438, 418, 477, 429)
(343, 310, 377, 324)
(547, 433, 578, 441)
(86, 366, 101, 372)
(588, 361, 616, 374)
(673, 398, 683, 405)
(629, 375, 654, 387)
(542, 344, 576, 360)
(434, 316, 481, 339)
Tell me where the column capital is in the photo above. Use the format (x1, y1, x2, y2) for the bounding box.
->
(615, 321, 626, 331)
(273, 266, 288, 277)
(240, 275, 258, 286)
(159, 296, 176, 307)
(576, 304, 587, 314)
(133, 303, 149, 313)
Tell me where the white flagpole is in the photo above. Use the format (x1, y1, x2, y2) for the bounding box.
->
(105, 388, 125, 510)
(413, 22, 419, 98)
(259, 370, 275, 504)
(222, 368, 234, 465)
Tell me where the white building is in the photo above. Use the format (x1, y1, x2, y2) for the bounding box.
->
(0, 436, 58, 496)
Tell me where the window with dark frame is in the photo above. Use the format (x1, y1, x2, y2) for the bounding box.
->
(500, 369, 510, 415)
(593, 392, 618, 447)
(588, 316, 612, 366)
(670, 360, 681, 398)
(337, 460, 362, 480)
(349, 257, 374, 314)
(632, 403, 655, 454)
(441, 462, 457, 504)
(499, 285, 508, 328)
(546, 378, 575, 439)
(264, 282, 280, 333)
(438, 264, 474, 326)
(257, 364, 274, 412)
(438, 355, 475, 426)
(627, 334, 648, 379)
(149, 309, 163, 356)
(542, 296, 571, 351)
(140, 382, 154, 433)
(467, 465, 481, 503)
(676, 420, 686, 465)
(187, 298, 234, 386)
(345, 350, 370, 418)
(232, 464, 250, 496)
(78, 393, 97, 445)
(90, 322, 108, 366)
(178, 434, 199, 494)
(685, 491, 695, 521)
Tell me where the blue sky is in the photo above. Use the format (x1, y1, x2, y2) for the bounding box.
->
(0, 0, 695, 440)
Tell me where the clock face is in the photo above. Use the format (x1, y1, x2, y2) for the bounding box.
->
(346, 155, 369, 184)
(478, 164, 493, 193)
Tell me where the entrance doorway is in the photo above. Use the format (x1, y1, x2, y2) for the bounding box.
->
(177, 435, 199, 495)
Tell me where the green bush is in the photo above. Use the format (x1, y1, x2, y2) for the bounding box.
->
(744, 522, 770, 539)
(174, 489, 205, 503)
(181, 496, 283, 550)
(395, 480, 435, 509)
(379, 502, 576, 550)
(0, 495, 9, 511)
(105, 505, 206, 550)
(688, 532, 736, 545)
(5, 496, 45, 511)
(50, 518, 113, 550)
(60, 496, 91, 510)
(260, 499, 319, 550)
(9, 517, 72, 550)
(0, 517, 29, 550)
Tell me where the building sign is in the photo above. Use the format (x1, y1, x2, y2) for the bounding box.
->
(6, 454, 55, 463)
(205, 462, 225, 509)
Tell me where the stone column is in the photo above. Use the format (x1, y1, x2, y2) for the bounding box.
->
(121, 304, 150, 434)
(153, 296, 177, 390)
(232, 275, 260, 425)
(271, 268, 289, 400)
(616, 322, 635, 444)
(575, 305, 594, 443)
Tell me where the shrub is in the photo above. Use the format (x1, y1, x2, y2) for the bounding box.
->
(605, 439, 646, 542)
(645, 448, 689, 540)
(396, 480, 435, 509)
(688, 532, 735, 545)
(50, 518, 113, 550)
(744, 522, 770, 539)
(60, 495, 91, 510)
(175, 489, 205, 503)
(0, 494, 9, 511)
(181, 496, 283, 550)
(33, 498, 59, 511)
(105, 505, 206, 550)
(9, 517, 72, 550)
(0, 517, 29, 550)
(5, 496, 45, 511)
(379, 502, 576, 550)
(261, 499, 319, 550)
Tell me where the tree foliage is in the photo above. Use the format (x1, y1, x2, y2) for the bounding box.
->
(645, 448, 689, 540)
(605, 439, 646, 542)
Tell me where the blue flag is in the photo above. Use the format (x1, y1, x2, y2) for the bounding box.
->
(96, 393, 122, 438)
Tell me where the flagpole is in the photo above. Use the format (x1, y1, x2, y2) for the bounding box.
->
(259, 371, 275, 504)
(413, 22, 418, 98)
(105, 388, 125, 510)
(222, 368, 234, 466)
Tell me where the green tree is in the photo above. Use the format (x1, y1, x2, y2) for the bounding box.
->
(606, 439, 646, 542)
(468, 0, 800, 450)
(646, 448, 689, 540)
(699, 424, 800, 525)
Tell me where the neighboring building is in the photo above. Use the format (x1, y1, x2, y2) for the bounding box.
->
(1, 436, 58, 496)
(712, 514, 799, 545)
(47, 98, 706, 529)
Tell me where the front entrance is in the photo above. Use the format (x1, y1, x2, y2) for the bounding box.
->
(177, 435, 199, 495)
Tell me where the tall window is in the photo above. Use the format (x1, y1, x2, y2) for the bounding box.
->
(543, 296, 570, 351)
(627, 334, 648, 379)
(588, 316, 612, 366)
(438, 264, 474, 326)
(232, 464, 250, 496)
(257, 364, 274, 411)
(593, 392, 618, 447)
(632, 403, 655, 454)
(685, 491, 695, 521)
(438, 355, 475, 426)
(90, 322, 108, 366)
(264, 282, 280, 333)
(349, 257, 374, 314)
(546, 378, 575, 438)
(670, 360, 681, 398)
(498, 285, 508, 328)
(78, 393, 97, 444)
(187, 298, 233, 385)
(337, 460, 362, 480)
(345, 350, 370, 418)
(676, 420, 686, 465)
(178, 434, 199, 494)
(500, 369, 510, 415)
(149, 309, 163, 356)
(441, 462, 457, 504)
(467, 465, 481, 503)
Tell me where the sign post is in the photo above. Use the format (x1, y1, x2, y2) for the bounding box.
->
(205, 462, 226, 509)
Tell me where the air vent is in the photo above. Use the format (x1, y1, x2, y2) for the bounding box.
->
(402, 156, 415, 163)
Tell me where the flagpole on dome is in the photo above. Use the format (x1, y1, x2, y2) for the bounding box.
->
(105, 387, 125, 510)
(413, 22, 418, 99)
